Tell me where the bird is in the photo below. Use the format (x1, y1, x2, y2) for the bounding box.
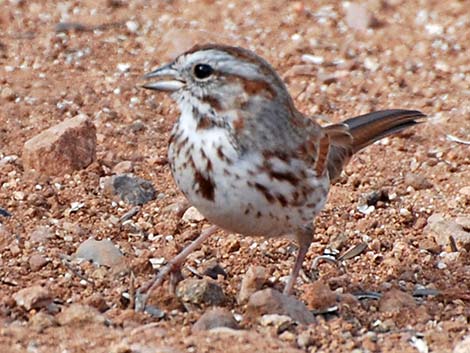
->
(138, 43, 425, 309)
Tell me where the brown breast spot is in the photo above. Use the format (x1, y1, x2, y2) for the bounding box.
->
(194, 169, 215, 201)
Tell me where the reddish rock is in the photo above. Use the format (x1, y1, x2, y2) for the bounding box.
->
(301, 280, 337, 311)
(379, 289, 416, 313)
(29, 254, 49, 271)
(22, 114, 96, 176)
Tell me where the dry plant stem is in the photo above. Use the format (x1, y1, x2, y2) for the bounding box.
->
(135, 225, 218, 311)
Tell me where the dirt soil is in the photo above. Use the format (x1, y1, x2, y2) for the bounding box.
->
(1, 1, 469, 352)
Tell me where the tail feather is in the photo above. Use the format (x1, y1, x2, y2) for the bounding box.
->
(326, 109, 426, 181)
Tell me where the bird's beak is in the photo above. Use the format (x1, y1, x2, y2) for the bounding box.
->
(142, 64, 185, 92)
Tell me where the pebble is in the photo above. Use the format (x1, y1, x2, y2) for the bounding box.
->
(57, 303, 106, 326)
(85, 293, 110, 313)
(199, 259, 227, 280)
(192, 307, 239, 332)
(162, 199, 190, 218)
(176, 278, 226, 309)
(0, 207, 11, 217)
(29, 312, 58, 333)
(258, 314, 294, 333)
(405, 173, 433, 190)
(300, 280, 337, 311)
(182, 206, 205, 223)
(363, 189, 389, 206)
(13, 285, 53, 310)
(74, 238, 125, 269)
(29, 254, 49, 271)
(112, 160, 134, 174)
(102, 174, 156, 206)
(22, 114, 96, 176)
(246, 288, 315, 325)
(125, 20, 139, 33)
(238, 265, 268, 304)
(345, 3, 377, 31)
(378, 289, 416, 313)
(424, 214, 470, 248)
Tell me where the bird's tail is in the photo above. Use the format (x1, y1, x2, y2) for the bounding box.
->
(325, 109, 426, 181)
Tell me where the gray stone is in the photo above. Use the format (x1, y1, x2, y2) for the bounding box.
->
(246, 288, 315, 325)
(192, 307, 239, 332)
(176, 278, 226, 308)
(75, 238, 125, 269)
(103, 174, 156, 206)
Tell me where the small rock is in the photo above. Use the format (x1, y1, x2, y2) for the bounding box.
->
(246, 288, 315, 325)
(162, 199, 190, 217)
(363, 189, 389, 206)
(176, 278, 226, 309)
(439, 252, 460, 265)
(418, 238, 441, 254)
(112, 161, 133, 174)
(85, 293, 110, 313)
(345, 3, 378, 31)
(57, 303, 105, 326)
(22, 114, 96, 176)
(75, 238, 125, 269)
(301, 280, 337, 311)
(238, 265, 268, 304)
(182, 206, 205, 223)
(379, 289, 416, 313)
(199, 259, 227, 280)
(405, 173, 433, 190)
(13, 285, 53, 310)
(102, 174, 156, 206)
(29, 312, 58, 333)
(0, 207, 11, 217)
(424, 214, 470, 248)
(29, 254, 49, 271)
(259, 314, 294, 333)
(192, 307, 239, 332)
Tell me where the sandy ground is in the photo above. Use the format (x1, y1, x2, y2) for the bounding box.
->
(0, 1, 469, 352)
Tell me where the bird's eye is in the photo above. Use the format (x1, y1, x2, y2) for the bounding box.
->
(193, 64, 213, 80)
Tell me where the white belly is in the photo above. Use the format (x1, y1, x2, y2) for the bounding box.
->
(168, 110, 330, 237)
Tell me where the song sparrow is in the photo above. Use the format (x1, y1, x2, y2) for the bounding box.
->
(139, 44, 425, 308)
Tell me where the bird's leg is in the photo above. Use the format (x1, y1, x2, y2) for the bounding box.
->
(135, 225, 219, 311)
(283, 226, 313, 295)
